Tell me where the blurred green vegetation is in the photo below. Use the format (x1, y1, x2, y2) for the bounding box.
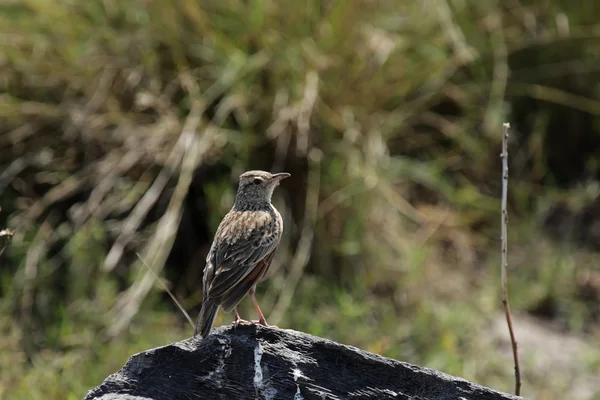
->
(1, 0, 600, 399)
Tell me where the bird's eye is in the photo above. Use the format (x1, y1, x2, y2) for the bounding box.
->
(253, 178, 262, 185)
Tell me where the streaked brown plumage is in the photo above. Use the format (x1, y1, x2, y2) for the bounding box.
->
(194, 170, 290, 338)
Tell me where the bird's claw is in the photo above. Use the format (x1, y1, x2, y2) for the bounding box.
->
(250, 319, 271, 327)
(232, 318, 251, 328)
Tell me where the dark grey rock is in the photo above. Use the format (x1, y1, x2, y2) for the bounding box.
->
(85, 325, 524, 400)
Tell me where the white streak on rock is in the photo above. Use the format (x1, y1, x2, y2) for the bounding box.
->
(292, 368, 307, 381)
(294, 385, 304, 400)
(252, 342, 279, 400)
(201, 338, 231, 388)
(292, 368, 305, 399)
(253, 342, 264, 388)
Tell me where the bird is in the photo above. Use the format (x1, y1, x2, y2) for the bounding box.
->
(194, 170, 290, 338)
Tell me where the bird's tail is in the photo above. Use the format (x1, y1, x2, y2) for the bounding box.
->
(194, 299, 219, 338)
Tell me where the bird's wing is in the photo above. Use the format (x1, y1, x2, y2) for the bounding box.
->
(219, 249, 276, 312)
(206, 209, 280, 306)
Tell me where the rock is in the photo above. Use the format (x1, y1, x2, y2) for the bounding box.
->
(85, 325, 523, 400)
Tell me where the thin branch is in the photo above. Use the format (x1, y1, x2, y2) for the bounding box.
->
(136, 252, 194, 329)
(500, 122, 521, 396)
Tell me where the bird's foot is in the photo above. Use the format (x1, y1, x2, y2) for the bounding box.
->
(232, 308, 252, 329)
(232, 318, 252, 329)
(250, 318, 274, 327)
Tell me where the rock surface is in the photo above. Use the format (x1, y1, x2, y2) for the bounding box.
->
(85, 325, 524, 400)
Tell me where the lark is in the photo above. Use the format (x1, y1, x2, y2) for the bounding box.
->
(194, 170, 290, 338)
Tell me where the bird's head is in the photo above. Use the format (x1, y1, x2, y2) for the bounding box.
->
(235, 170, 290, 205)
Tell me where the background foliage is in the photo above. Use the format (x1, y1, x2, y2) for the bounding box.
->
(1, 1, 600, 399)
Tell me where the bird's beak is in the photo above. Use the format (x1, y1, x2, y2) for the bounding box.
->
(270, 172, 291, 182)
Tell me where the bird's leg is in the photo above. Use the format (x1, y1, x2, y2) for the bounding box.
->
(232, 307, 250, 328)
(249, 288, 269, 326)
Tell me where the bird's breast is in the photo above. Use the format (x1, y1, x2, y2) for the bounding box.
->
(216, 206, 281, 245)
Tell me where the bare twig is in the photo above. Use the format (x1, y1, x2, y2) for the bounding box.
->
(500, 122, 521, 396)
(136, 252, 194, 329)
